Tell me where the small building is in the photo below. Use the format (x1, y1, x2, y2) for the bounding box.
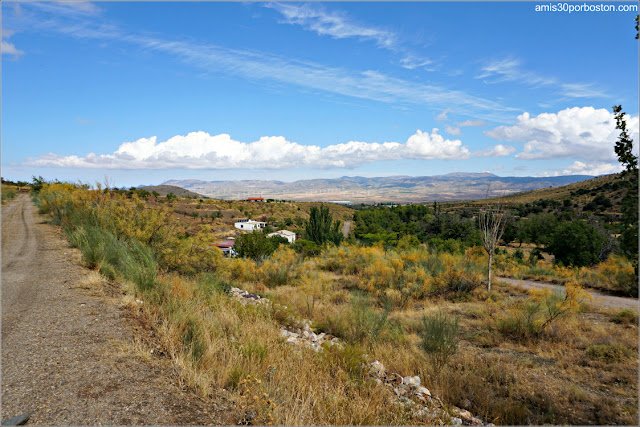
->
(267, 230, 296, 244)
(214, 240, 237, 258)
(234, 219, 266, 231)
(247, 197, 265, 202)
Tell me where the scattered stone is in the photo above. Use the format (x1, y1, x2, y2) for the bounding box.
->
(228, 286, 487, 425)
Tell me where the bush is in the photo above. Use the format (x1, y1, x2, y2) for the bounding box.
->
(612, 309, 639, 325)
(67, 224, 157, 292)
(586, 343, 633, 363)
(420, 311, 459, 374)
(497, 283, 590, 341)
(1, 186, 18, 202)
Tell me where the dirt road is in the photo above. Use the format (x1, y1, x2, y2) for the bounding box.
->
(497, 276, 639, 311)
(341, 220, 352, 237)
(1, 195, 230, 425)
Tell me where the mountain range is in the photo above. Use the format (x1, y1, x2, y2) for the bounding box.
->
(158, 173, 595, 203)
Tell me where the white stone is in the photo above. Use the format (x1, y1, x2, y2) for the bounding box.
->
(402, 375, 421, 387)
(416, 386, 431, 397)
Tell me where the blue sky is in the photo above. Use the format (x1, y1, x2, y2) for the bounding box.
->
(2, 1, 638, 187)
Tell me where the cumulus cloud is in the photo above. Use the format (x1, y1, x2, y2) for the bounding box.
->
(475, 144, 516, 158)
(537, 161, 622, 177)
(560, 161, 621, 176)
(485, 107, 639, 161)
(23, 129, 471, 170)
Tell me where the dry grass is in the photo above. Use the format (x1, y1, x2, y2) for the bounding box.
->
(36, 183, 639, 425)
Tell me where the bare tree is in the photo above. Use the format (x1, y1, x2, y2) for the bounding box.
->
(479, 200, 508, 291)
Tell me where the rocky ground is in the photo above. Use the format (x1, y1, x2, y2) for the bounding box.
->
(229, 286, 488, 426)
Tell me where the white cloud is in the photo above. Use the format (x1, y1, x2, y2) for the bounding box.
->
(477, 57, 555, 86)
(24, 129, 471, 170)
(1, 28, 23, 57)
(559, 83, 608, 99)
(29, 1, 102, 16)
(400, 55, 435, 71)
(474, 144, 516, 158)
(559, 161, 621, 176)
(436, 109, 450, 121)
(477, 57, 607, 98)
(456, 120, 486, 127)
(486, 107, 639, 161)
(266, 2, 396, 49)
(12, 11, 517, 123)
(1, 40, 24, 57)
(445, 125, 461, 135)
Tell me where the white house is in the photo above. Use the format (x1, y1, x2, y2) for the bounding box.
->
(234, 219, 266, 231)
(267, 230, 296, 244)
(214, 240, 237, 258)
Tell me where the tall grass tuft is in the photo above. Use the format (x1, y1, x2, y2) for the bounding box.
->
(420, 310, 459, 375)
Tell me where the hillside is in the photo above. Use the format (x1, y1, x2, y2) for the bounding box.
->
(443, 173, 627, 215)
(143, 196, 354, 241)
(139, 184, 207, 199)
(160, 173, 593, 203)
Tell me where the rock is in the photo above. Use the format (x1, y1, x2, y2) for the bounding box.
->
(369, 360, 385, 377)
(1, 414, 30, 426)
(384, 373, 403, 384)
(416, 386, 431, 397)
(402, 375, 421, 387)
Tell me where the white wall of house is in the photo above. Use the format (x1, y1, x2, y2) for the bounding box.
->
(234, 220, 266, 231)
(267, 230, 296, 243)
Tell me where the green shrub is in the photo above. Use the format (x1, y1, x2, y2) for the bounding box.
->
(497, 301, 543, 339)
(420, 311, 460, 374)
(1, 186, 17, 202)
(66, 225, 157, 292)
(586, 343, 633, 363)
(322, 343, 367, 382)
(612, 309, 639, 325)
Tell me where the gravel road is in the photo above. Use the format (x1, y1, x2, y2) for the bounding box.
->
(497, 276, 639, 311)
(1, 195, 231, 425)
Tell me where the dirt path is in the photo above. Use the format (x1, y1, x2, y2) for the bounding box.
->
(341, 220, 352, 237)
(497, 276, 639, 311)
(1, 195, 231, 425)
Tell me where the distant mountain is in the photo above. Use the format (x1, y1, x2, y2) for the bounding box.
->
(155, 173, 595, 203)
(139, 185, 207, 199)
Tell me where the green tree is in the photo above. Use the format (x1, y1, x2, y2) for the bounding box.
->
(304, 205, 343, 245)
(547, 221, 605, 267)
(236, 232, 288, 262)
(612, 105, 639, 283)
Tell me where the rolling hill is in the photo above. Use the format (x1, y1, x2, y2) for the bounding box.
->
(159, 173, 594, 203)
